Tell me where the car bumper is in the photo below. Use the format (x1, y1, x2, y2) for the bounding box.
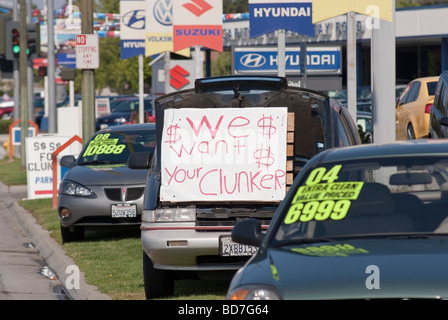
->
(58, 185, 144, 228)
(141, 222, 248, 271)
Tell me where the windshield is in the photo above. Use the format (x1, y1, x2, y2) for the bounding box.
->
(273, 156, 448, 245)
(77, 129, 156, 165)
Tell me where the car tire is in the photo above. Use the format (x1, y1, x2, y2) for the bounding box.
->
(60, 224, 85, 243)
(143, 251, 174, 299)
(407, 124, 416, 140)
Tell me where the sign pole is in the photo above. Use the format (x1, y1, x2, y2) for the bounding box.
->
(346, 11, 357, 121)
(277, 29, 286, 77)
(139, 54, 144, 123)
(80, 0, 95, 143)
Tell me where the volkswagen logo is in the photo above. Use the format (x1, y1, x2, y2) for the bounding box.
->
(122, 9, 145, 30)
(240, 53, 266, 68)
(154, 0, 172, 26)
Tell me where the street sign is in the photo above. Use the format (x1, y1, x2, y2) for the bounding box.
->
(75, 34, 99, 69)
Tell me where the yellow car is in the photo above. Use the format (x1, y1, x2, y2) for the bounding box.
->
(396, 76, 439, 140)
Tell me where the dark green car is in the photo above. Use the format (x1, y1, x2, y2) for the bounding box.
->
(228, 140, 448, 300)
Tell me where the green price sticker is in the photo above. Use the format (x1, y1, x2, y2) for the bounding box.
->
(283, 165, 364, 224)
(82, 133, 126, 156)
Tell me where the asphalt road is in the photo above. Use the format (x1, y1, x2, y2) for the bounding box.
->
(0, 134, 110, 300)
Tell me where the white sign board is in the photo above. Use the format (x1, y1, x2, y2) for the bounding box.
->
(95, 97, 111, 117)
(160, 107, 287, 202)
(75, 34, 100, 69)
(26, 136, 72, 199)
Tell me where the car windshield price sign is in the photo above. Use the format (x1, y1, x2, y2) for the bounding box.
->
(75, 34, 99, 69)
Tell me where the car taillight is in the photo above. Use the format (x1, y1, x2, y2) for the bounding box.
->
(425, 103, 433, 114)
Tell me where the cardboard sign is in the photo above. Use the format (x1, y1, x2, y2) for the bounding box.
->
(160, 107, 287, 202)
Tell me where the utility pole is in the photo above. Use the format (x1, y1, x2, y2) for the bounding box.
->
(19, 0, 28, 169)
(81, 0, 95, 142)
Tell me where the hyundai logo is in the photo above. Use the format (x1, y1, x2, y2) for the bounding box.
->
(122, 9, 145, 30)
(154, 0, 172, 26)
(240, 53, 266, 68)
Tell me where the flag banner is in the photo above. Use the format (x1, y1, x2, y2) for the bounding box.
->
(173, 0, 223, 52)
(145, 0, 190, 57)
(249, 0, 314, 38)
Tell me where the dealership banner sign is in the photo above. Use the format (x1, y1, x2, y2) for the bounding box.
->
(172, 0, 223, 52)
(145, 0, 190, 57)
(249, 0, 315, 38)
(160, 107, 287, 202)
(120, 0, 146, 59)
(233, 46, 341, 75)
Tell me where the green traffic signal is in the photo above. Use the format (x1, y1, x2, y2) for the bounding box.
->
(12, 44, 20, 54)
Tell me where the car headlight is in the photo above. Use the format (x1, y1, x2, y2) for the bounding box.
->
(227, 285, 282, 300)
(60, 180, 93, 197)
(142, 208, 196, 222)
(114, 117, 127, 124)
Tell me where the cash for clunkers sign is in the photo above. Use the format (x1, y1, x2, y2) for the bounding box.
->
(26, 136, 72, 199)
(161, 108, 287, 202)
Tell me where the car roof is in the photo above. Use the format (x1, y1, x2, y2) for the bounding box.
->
(314, 139, 448, 164)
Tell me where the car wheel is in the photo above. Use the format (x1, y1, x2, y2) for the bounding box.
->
(143, 251, 174, 299)
(406, 124, 416, 140)
(60, 224, 85, 243)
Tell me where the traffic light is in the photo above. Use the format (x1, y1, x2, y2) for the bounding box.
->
(5, 21, 20, 60)
(0, 16, 9, 56)
(27, 22, 41, 58)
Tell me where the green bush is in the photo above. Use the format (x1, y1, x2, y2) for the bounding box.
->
(0, 120, 14, 134)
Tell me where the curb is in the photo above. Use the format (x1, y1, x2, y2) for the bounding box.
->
(1, 183, 111, 300)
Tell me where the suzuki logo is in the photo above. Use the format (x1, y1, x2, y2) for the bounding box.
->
(170, 65, 190, 90)
(122, 9, 145, 30)
(183, 0, 212, 17)
(154, 0, 172, 26)
(240, 53, 266, 68)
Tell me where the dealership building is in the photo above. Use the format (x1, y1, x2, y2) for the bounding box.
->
(222, 4, 448, 91)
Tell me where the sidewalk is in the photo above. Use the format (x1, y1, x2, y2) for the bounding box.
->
(0, 134, 111, 300)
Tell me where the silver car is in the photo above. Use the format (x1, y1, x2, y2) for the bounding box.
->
(58, 123, 156, 243)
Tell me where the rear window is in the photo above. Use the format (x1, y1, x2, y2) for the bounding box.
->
(427, 81, 438, 96)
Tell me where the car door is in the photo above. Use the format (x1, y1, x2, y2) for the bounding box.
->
(396, 81, 420, 140)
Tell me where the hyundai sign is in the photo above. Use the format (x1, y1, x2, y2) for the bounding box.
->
(249, 0, 314, 38)
(233, 46, 341, 75)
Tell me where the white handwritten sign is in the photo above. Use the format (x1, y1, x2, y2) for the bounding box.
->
(161, 107, 287, 202)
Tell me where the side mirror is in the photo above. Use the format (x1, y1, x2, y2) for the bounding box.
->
(232, 218, 263, 247)
(128, 151, 152, 169)
(60, 155, 76, 168)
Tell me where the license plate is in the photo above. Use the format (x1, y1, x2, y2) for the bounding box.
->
(219, 235, 258, 256)
(111, 203, 137, 218)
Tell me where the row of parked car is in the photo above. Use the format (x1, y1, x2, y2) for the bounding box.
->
(57, 73, 448, 300)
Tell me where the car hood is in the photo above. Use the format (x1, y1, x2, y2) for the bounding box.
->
(63, 164, 148, 186)
(233, 238, 448, 299)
